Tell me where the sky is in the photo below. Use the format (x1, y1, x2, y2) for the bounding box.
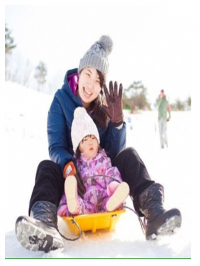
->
(4, 0, 200, 105)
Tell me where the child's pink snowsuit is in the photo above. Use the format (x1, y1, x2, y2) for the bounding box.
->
(57, 149, 123, 216)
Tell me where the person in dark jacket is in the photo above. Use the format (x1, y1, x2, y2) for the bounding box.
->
(15, 35, 182, 253)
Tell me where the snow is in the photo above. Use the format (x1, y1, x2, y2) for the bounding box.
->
(4, 81, 192, 259)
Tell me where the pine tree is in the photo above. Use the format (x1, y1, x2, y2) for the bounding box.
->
(123, 81, 151, 112)
(5, 24, 16, 54)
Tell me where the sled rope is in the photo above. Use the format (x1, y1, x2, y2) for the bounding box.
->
(123, 206, 146, 235)
(84, 174, 122, 184)
(56, 215, 82, 241)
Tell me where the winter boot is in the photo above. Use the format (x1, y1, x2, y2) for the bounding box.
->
(106, 182, 129, 212)
(15, 201, 64, 253)
(138, 183, 182, 240)
(65, 175, 79, 214)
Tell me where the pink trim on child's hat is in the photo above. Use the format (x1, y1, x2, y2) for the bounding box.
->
(71, 107, 100, 153)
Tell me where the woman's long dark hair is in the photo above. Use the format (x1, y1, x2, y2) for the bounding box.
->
(93, 70, 109, 129)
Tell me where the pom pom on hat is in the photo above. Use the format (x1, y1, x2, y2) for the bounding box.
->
(71, 107, 100, 153)
(74, 106, 87, 118)
(99, 35, 113, 55)
(78, 35, 113, 74)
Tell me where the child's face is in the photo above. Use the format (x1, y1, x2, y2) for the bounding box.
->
(78, 68, 102, 108)
(79, 135, 99, 159)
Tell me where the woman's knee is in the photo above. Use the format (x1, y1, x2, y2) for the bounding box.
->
(116, 147, 141, 163)
(36, 160, 62, 182)
(37, 160, 58, 169)
(37, 160, 61, 174)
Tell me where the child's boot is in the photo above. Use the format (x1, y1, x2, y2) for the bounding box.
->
(65, 175, 79, 215)
(106, 182, 129, 212)
(107, 181, 120, 196)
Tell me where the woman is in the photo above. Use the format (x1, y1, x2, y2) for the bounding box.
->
(15, 35, 181, 253)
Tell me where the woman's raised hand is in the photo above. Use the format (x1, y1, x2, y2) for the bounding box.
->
(101, 81, 124, 127)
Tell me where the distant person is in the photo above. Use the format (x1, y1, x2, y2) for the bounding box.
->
(57, 107, 129, 216)
(127, 115, 133, 130)
(157, 90, 171, 149)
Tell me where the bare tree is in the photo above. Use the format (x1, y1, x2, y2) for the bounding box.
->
(5, 50, 33, 88)
(20, 59, 33, 87)
(34, 61, 47, 91)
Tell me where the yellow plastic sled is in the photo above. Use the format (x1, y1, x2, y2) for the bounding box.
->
(63, 209, 126, 236)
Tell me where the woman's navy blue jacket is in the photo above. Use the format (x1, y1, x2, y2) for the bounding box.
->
(47, 68, 126, 172)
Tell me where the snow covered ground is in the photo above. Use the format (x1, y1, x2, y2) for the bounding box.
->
(4, 81, 192, 259)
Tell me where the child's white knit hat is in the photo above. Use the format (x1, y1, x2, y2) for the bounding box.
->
(71, 107, 100, 152)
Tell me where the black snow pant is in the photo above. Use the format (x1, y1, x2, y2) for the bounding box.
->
(112, 147, 155, 215)
(29, 147, 154, 217)
(28, 160, 64, 215)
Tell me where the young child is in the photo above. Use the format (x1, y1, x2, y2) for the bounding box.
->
(57, 107, 129, 216)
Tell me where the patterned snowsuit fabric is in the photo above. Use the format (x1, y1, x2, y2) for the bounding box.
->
(57, 149, 123, 216)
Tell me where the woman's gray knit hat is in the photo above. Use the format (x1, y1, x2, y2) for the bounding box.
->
(78, 35, 113, 75)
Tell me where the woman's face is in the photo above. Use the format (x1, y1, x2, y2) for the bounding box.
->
(79, 135, 99, 159)
(78, 68, 102, 108)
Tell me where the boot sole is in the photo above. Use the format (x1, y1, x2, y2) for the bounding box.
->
(65, 175, 78, 214)
(106, 182, 129, 212)
(147, 215, 182, 240)
(15, 216, 64, 252)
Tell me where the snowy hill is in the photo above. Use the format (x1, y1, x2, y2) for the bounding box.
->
(4, 81, 191, 258)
